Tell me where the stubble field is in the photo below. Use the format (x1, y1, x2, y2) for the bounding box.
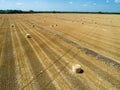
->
(0, 14, 120, 90)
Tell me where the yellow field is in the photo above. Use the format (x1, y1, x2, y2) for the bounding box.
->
(0, 14, 120, 90)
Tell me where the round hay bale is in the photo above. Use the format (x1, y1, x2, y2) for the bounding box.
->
(40, 71, 43, 73)
(72, 64, 83, 73)
(11, 24, 14, 27)
(32, 25, 35, 27)
(50, 25, 54, 27)
(26, 33, 31, 38)
(55, 24, 58, 26)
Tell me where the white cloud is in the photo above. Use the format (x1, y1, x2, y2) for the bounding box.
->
(0, 0, 5, 3)
(114, 0, 120, 3)
(69, 1, 73, 4)
(106, 0, 109, 3)
(93, 3, 97, 5)
(82, 4, 88, 7)
(16, 3, 23, 6)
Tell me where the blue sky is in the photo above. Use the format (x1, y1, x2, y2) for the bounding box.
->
(0, 0, 120, 12)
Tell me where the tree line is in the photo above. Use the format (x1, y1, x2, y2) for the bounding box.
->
(0, 10, 120, 14)
(0, 10, 34, 14)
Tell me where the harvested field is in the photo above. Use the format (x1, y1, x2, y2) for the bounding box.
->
(0, 14, 120, 90)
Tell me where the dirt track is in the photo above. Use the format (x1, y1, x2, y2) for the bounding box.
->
(0, 14, 120, 90)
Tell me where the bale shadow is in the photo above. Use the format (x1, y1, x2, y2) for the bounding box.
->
(78, 69, 84, 74)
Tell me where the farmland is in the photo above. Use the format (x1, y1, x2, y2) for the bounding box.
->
(0, 14, 120, 90)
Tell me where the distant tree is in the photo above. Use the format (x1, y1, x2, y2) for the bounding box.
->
(29, 10, 34, 13)
(98, 11, 104, 14)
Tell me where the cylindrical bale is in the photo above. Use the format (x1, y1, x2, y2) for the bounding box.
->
(50, 25, 54, 27)
(11, 24, 14, 27)
(26, 33, 31, 38)
(33, 25, 35, 27)
(72, 64, 82, 73)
